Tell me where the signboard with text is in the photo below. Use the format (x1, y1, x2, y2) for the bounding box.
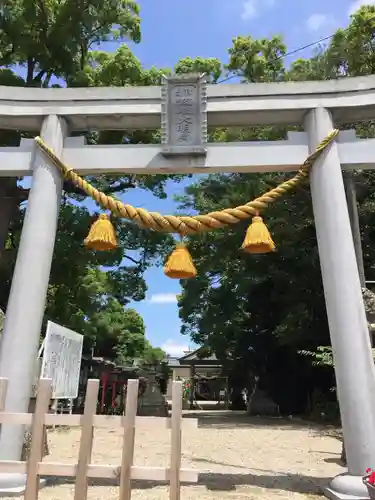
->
(41, 321, 83, 399)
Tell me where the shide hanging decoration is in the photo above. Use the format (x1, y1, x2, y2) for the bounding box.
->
(34, 129, 338, 280)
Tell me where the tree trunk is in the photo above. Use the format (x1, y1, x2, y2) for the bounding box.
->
(229, 383, 246, 410)
(0, 178, 19, 264)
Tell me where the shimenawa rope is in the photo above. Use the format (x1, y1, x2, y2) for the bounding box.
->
(34, 129, 338, 235)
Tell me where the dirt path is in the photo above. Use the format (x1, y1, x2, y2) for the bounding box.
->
(8, 411, 345, 499)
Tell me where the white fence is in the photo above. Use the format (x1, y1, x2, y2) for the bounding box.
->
(0, 378, 198, 500)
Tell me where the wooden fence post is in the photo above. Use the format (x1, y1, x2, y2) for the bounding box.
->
(169, 381, 183, 500)
(0, 377, 199, 499)
(74, 379, 99, 500)
(24, 378, 52, 500)
(119, 379, 139, 500)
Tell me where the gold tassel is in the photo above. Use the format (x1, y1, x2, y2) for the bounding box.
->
(84, 214, 118, 251)
(164, 243, 197, 279)
(241, 214, 275, 254)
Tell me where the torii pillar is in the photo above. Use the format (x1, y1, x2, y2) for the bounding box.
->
(306, 107, 375, 500)
(0, 115, 67, 494)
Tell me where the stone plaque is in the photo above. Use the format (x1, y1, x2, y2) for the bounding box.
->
(161, 73, 207, 156)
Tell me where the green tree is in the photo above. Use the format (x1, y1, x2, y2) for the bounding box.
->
(326, 5, 375, 77)
(0, 0, 141, 84)
(226, 35, 286, 82)
(174, 56, 222, 83)
(0, 1, 177, 361)
(177, 13, 375, 413)
(177, 167, 330, 411)
(0, 0, 142, 260)
(88, 301, 146, 360)
(137, 343, 166, 366)
(0, 11, 228, 361)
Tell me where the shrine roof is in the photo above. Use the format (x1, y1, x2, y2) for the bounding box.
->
(166, 348, 218, 366)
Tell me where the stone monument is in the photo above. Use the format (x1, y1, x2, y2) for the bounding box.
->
(137, 370, 168, 417)
(247, 388, 280, 417)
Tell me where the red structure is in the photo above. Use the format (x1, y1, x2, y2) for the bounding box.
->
(78, 356, 138, 414)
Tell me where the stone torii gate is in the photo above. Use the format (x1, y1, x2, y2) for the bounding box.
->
(0, 74, 375, 498)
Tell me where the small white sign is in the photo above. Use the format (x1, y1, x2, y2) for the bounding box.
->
(41, 321, 83, 399)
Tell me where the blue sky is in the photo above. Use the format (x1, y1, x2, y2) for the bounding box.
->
(22, 0, 371, 357)
(119, 0, 370, 357)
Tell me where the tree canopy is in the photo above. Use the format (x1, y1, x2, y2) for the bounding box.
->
(176, 5, 375, 413)
(0, 0, 169, 364)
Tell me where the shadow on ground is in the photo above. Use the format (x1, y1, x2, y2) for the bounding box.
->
(182, 410, 340, 433)
(46, 470, 331, 495)
(190, 456, 342, 493)
(45, 412, 342, 494)
(197, 471, 330, 494)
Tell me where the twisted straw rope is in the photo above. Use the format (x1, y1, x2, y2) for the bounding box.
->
(35, 130, 338, 235)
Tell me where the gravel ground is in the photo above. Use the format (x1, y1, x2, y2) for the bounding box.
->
(10, 411, 345, 500)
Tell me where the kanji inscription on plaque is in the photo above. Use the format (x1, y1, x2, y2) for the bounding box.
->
(161, 74, 207, 156)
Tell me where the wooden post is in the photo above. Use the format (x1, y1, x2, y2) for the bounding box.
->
(24, 378, 52, 500)
(0, 377, 199, 498)
(74, 379, 99, 500)
(169, 381, 183, 500)
(119, 379, 138, 500)
(189, 365, 195, 410)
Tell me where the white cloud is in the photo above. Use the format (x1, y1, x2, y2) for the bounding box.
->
(241, 0, 275, 20)
(241, 0, 257, 19)
(161, 339, 189, 357)
(306, 13, 330, 32)
(349, 0, 375, 15)
(148, 293, 178, 304)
